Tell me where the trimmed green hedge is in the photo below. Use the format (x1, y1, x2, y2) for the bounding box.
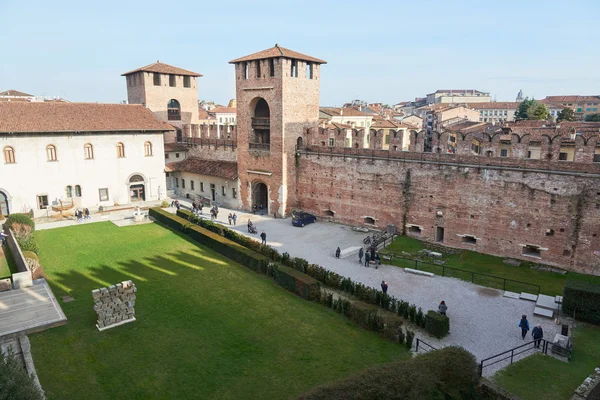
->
(274, 265, 320, 300)
(3, 213, 35, 232)
(563, 280, 600, 325)
(297, 346, 479, 400)
(425, 310, 450, 338)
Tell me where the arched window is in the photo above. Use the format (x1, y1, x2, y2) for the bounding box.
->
(47, 145, 57, 161)
(144, 141, 153, 156)
(167, 99, 181, 120)
(116, 142, 125, 158)
(66, 185, 73, 198)
(3, 146, 15, 164)
(75, 185, 82, 197)
(84, 143, 94, 159)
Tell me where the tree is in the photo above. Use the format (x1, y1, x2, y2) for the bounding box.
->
(527, 103, 550, 120)
(0, 348, 44, 400)
(585, 113, 600, 122)
(514, 99, 536, 120)
(557, 107, 577, 122)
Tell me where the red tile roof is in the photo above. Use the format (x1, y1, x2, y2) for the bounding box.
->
(229, 44, 326, 64)
(0, 89, 34, 97)
(210, 107, 236, 114)
(320, 107, 372, 117)
(465, 102, 520, 110)
(164, 143, 189, 152)
(121, 62, 202, 77)
(168, 157, 238, 180)
(542, 95, 600, 103)
(0, 102, 174, 133)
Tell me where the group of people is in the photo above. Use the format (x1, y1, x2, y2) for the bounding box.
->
(227, 213, 237, 225)
(171, 199, 181, 210)
(191, 200, 203, 215)
(75, 208, 90, 223)
(519, 315, 544, 347)
(210, 205, 219, 221)
(357, 247, 381, 268)
(252, 204, 264, 215)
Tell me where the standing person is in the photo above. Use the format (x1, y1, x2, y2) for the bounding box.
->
(364, 252, 370, 267)
(260, 231, 267, 246)
(199, 204, 203, 215)
(259, 204, 264, 215)
(228, 213, 232, 225)
(175, 200, 181, 211)
(375, 252, 381, 269)
(253, 204, 257, 214)
(532, 324, 544, 348)
(518, 315, 530, 340)
(358, 248, 364, 264)
(381, 280, 388, 294)
(84, 208, 90, 220)
(232, 213, 237, 225)
(438, 301, 448, 316)
(370, 246, 376, 262)
(335, 247, 341, 258)
(0, 232, 8, 246)
(247, 219, 252, 233)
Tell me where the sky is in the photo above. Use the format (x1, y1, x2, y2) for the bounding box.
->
(1, 0, 599, 107)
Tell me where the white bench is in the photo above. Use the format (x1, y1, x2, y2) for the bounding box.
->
(339, 246, 362, 259)
(404, 268, 434, 277)
(534, 306, 554, 318)
(520, 292, 538, 302)
(536, 294, 559, 311)
(502, 291, 521, 300)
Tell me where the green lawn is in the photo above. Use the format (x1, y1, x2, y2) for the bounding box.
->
(493, 325, 600, 400)
(0, 245, 17, 279)
(31, 222, 408, 400)
(382, 235, 600, 296)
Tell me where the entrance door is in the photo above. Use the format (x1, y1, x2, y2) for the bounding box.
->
(210, 184, 216, 201)
(436, 227, 445, 243)
(252, 182, 268, 213)
(130, 184, 145, 202)
(0, 191, 8, 216)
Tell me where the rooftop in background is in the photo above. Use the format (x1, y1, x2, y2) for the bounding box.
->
(121, 61, 202, 77)
(542, 95, 600, 103)
(465, 102, 521, 109)
(229, 44, 326, 64)
(0, 89, 34, 97)
(0, 102, 174, 133)
(210, 107, 236, 114)
(166, 157, 238, 180)
(431, 89, 490, 95)
(320, 107, 373, 117)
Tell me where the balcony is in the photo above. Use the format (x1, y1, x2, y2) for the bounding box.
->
(249, 143, 270, 152)
(251, 117, 270, 128)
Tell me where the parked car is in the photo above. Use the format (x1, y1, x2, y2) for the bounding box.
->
(292, 212, 317, 227)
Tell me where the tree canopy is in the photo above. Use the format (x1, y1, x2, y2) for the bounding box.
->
(585, 113, 600, 122)
(557, 107, 577, 122)
(515, 99, 550, 121)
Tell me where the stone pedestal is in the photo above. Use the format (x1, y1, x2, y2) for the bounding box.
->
(92, 280, 137, 331)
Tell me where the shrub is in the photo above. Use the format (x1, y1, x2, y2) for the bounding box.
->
(408, 304, 417, 323)
(0, 348, 44, 400)
(18, 237, 40, 255)
(3, 213, 35, 233)
(415, 307, 424, 326)
(160, 201, 169, 208)
(563, 280, 600, 325)
(397, 328, 405, 344)
(425, 310, 450, 338)
(273, 265, 320, 301)
(297, 346, 479, 400)
(397, 301, 409, 318)
(405, 329, 414, 350)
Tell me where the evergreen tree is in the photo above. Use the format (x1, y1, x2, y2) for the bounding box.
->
(557, 107, 576, 121)
(0, 349, 43, 400)
(515, 98, 536, 120)
(527, 103, 550, 120)
(585, 113, 600, 122)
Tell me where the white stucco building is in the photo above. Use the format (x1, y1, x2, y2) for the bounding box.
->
(0, 102, 172, 217)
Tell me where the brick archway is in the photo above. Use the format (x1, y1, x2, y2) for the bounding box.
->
(252, 181, 268, 214)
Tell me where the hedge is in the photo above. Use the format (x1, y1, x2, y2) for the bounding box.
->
(563, 280, 600, 325)
(425, 310, 450, 338)
(2, 213, 35, 232)
(297, 346, 479, 400)
(274, 265, 320, 300)
(22, 251, 38, 261)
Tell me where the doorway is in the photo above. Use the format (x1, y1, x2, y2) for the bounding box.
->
(252, 181, 268, 213)
(0, 191, 9, 216)
(436, 227, 445, 243)
(130, 185, 145, 202)
(210, 184, 216, 201)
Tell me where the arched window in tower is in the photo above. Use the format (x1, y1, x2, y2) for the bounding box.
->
(250, 98, 270, 152)
(168, 99, 181, 121)
(66, 185, 73, 198)
(75, 185, 82, 197)
(117, 142, 125, 158)
(3, 146, 15, 164)
(84, 143, 94, 159)
(46, 145, 57, 161)
(144, 141, 153, 156)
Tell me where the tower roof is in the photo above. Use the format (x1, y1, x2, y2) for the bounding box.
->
(0, 89, 34, 97)
(229, 44, 326, 64)
(121, 61, 202, 77)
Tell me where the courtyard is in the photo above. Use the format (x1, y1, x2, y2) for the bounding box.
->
(29, 222, 408, 400)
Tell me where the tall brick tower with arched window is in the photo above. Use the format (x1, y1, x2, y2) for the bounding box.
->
(230, 44, 326, 217)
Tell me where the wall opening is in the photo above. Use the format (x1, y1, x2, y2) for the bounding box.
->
(546, 229, 555, 236)
(252, 181, 268, 213)
(296, 136, 303, 149)
(522, 245, 541, 258)
(408, 225, 421, 236)
(250, 98, 270, 151)
(324, 210, 334, 217)
(462, 235, 477, 245)
(435, 227, 444, 243)
(364, 216, 375, 225)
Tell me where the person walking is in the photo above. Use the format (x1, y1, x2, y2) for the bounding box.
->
(381, 280, 388, 294)
(335, 247, 341, 258)
(358, 248, 364, 264)
(532, 324, 544, 348)
(232, 213, 237, 225)
(228, 213, 233, 225)
(364, 252, 370, 267)
(247, 219, 252, 233)
(375, 252, 381, 269)
(438, 301, 448, 316)
(260, 231, 267, 246)
(84, 208, 90, 220)
(518, 315, 530, 340)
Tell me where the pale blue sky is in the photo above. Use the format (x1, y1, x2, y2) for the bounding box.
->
(1, 0, 598, 106)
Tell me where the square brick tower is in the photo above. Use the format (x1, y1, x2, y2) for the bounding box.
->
(230, 44, 326, 217)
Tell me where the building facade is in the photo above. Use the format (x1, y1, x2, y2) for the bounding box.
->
(425, 89, 491, 104)
(0, 102, 170, 217)
(540, 96, 600, 120)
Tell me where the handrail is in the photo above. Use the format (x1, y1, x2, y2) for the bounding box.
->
(479, 339, 549, 376)
(415, 338, 438, 353)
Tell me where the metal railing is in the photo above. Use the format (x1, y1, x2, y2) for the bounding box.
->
(249, 143, 270, 152)
(415, 338, 438, 353)
(251, 117, 270, 128)
(479, 339, 549, 376)
(178, 137, 237, 149)
(384, 254, 541, 295)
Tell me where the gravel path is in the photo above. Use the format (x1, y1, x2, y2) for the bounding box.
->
(174, 201, 563, 376)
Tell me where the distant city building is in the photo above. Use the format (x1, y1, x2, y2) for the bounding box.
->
(426, 89, 491, 105)
(466, 102, 520, 123)
(539, 96, 600, 120)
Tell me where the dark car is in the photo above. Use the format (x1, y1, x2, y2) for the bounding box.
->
(292, 212, 317, 227)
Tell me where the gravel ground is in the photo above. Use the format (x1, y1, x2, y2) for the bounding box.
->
(175, 201, 564, 376)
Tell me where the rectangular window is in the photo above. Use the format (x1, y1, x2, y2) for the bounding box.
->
(256, 60, 261, 78)
(191, 181, 195, 190)
(291, 60, 298, 77)
(269, 59, 275, 77)
(587, 108, 591, 112)
(559, 152, 568, 161)
(98, 188, 109, 202)
(232, 188, 237, 198)
(244, 62, 249, 79)
(462, 235, 477, 245)
(184, 76, 191, 88)
(153, 73, 161, 86)
(594, 154, 600, 163)
(329, 138, 334, 147)
(169, 74, 176, 87)
(37, 195, 48, 210)
(200, 182, 204, 192)
(500, 149, 508, 157)
(175, 178, 179, 188)
(221, 186, 226, 196)
(182, 179, 186, 189)
(165, 153, 169, 159)
(522, 245, 541, 258)
(306, 62, 313, 79)
(176, 153, 180, 158)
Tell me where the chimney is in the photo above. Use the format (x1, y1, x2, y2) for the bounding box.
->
(351, 122, 356, 129)
(340, 109, 343, 116)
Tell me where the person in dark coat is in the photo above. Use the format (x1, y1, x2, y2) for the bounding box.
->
(381, 280, 388, 294)
(364, 252, 370, 267)
(518, 315, 530, 340)
(335, 247, 341, 258)
(260, 231, 267, 245)
(375, 252, 381, 269)
(358, 248, 364, 264)
(532, 324, 544, 348)
(370, 246, 376, 261)
(438, 301, 448, 316)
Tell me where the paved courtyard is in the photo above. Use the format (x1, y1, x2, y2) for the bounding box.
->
(174, 201, 562, 375)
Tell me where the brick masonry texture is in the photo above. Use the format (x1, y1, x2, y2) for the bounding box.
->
(92, 281, 136, 329)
